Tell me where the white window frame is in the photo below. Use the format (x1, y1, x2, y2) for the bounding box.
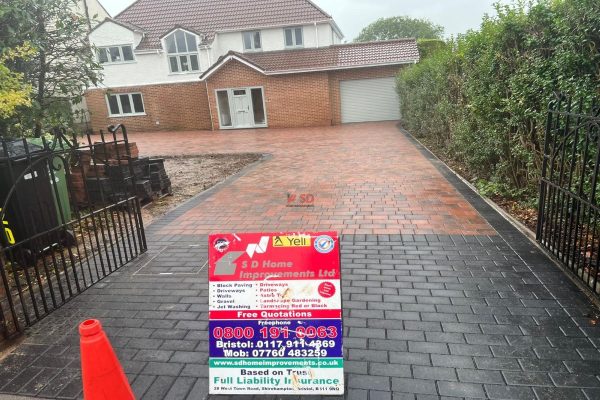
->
(168, 52, 200, 74)
(105, 92, 146, 117)
(214, 86, 268, 130)
(164, 29, 201, 74)
(97, 45, 136, 64)
(242, 31, 262, 52)
(284, 27, 304, 48)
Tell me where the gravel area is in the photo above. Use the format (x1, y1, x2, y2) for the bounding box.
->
(141, 154, 262, 225)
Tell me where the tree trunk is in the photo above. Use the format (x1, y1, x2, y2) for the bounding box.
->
(34, 52, 46, 138)
(0, 121, 7, 138)
(34, 2, 46, 138)
(82, 0, 92, 32)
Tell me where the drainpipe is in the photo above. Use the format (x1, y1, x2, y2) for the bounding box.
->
(205, 80, 215, 131)
(314, 22, 319, 48)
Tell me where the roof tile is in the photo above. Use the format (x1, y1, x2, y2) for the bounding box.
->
(239, 39, 420, 73)
(116, 0, 332, 50)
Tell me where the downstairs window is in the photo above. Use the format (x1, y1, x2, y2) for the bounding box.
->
(106, 93, 145, 116)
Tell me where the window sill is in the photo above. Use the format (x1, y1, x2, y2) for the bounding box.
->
(100, 61, 138, 66)
(220, 123, 268, 130)
(168, 70, 202, 76)
(284, 46, 304, 50)
(243, 49, 263, 53)
(108, 113, 147, 118)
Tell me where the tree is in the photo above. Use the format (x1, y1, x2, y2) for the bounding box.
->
(396, 0, 600, 200)
(417, 38, 447, 59)
(355, 16, 444, 42)
(0, 0, 102, 137)
(0, 44, 34, 120)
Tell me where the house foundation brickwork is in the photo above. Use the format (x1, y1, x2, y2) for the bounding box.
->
(85, 63, 407, 133)
(205, 60, 332, 130)
(85, 81, 212, 133)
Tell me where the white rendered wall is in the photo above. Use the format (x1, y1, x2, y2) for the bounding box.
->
(90, 22, 212, 87)
(213, 31, 244, 54)
(93, 50, 214, 87)
(73, 0, 110, 26)
(90, 21, 341, 88)
(205, 22, 334, 56)
(84, 0, 110, 22)
(90, 22, 139, 47)
(317, 24, 334, 47)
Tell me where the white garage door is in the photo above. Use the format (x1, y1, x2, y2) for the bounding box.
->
(340, 77, 401, 123)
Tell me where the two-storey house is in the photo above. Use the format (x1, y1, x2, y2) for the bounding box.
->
(86, 0, 419, 132)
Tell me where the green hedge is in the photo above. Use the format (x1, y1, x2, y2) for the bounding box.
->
(398, 0, 600, 203)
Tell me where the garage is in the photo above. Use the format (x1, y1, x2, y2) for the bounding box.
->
(340, 77, 401, 123)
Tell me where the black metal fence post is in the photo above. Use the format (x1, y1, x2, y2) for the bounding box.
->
(0, 125, 147, 339)
(537, 94, 600, 298)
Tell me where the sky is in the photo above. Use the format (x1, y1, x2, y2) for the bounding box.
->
(98, 0, 500, 40)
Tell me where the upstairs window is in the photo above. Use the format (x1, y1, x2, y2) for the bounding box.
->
(97, 45, 135, 64)
(165, 30, 200, 73)
(243, 31, 262, 51)
(284, 27, 303, 48)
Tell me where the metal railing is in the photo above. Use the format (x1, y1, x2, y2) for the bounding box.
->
(537, 94, 600, 296)
(0, 125, 146, 338)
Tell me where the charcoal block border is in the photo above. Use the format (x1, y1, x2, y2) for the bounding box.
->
(145, 153, 272, 234)
(398, 125, 598, 305)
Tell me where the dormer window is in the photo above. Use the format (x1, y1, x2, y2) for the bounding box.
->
(243, 31, 262, 52)
(97, 45, 135, 64)
(165, 30, 200, 73)
(284, 27, 303, 48)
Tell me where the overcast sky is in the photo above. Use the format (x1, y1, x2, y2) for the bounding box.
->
(98, 0, 500, 40)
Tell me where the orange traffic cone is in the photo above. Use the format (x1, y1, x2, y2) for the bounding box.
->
(79, 319, 135, 400)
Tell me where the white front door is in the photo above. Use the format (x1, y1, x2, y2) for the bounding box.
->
(216, 87, 267, 130)
(232, 89, 253, 128)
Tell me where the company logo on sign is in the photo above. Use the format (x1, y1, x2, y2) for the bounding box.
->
(213, 238, 230, 253)
(314, 235, 335, 254)
(214, 251, 243, 276)
(246, 236, 269, 258)
(286, 193, 315, 208)
(272, 235, 311, 247)
(208, 231, 343, 395)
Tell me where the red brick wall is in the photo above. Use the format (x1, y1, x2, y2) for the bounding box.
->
(85, 63, 407, 133)
(205, 60, 332, 130)
(328, 65, 405, 125)
(85, 81, 212, 133)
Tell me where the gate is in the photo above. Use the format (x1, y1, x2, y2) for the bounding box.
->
(537, 94, 600, 296)
(0, 125, 147, 338)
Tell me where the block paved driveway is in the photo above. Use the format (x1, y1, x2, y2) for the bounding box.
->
(1, 121, 600, 399)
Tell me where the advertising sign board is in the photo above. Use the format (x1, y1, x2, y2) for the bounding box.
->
(208, 232, 343, 395)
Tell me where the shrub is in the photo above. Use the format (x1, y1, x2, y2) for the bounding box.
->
(397, 0, 600, 202)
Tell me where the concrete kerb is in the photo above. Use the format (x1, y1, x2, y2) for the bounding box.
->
(143, 153, 273, 230)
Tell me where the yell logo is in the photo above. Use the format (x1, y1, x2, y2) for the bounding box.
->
(273, 235, 311, 247)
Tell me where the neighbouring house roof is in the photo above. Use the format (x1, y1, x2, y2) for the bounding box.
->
(112, 0, 335, 50)
(90, 17, 146, 34)
(199, 39, 420, 80)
